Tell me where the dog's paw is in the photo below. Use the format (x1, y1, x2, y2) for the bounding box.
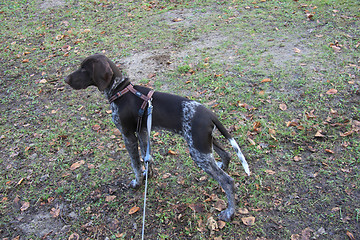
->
(129, 179, 142, 189)
(216, 161, 228, 171)
(218, 208, 235, 222)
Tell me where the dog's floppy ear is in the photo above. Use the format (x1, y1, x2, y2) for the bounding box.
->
(92, 60, 114, 91)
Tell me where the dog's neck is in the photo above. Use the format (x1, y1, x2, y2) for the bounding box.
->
(104, 75, 130, 99)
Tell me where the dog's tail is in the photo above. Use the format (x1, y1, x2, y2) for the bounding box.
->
(213, 117, 251, 176)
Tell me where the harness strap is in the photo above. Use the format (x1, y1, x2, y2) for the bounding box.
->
(108, 83, 155, 133)
(136, 89, 154, 133)
(108, 87, 130, 103)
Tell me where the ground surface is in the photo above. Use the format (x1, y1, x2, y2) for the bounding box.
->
(0, 0, 359, 239)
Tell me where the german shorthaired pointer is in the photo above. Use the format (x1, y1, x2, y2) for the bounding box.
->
(64, 54, 250, 222)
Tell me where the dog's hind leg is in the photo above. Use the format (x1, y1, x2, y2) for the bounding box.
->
(190, 149, 236, 222)
(213, 139, 231, 171)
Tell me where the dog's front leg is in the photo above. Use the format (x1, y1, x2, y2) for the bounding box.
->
(138, 130, 155, 180)
(122, 133, 144, 188)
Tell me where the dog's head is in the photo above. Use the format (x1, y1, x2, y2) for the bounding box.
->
(64, 54, 114, 91)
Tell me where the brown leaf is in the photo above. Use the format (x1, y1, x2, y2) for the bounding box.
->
(162, 173, 172, 179)
(70, 160, 85, 170)
(207, 216, 218, 231)
(68, 233, 80, 240)
(265, 169, 276, 175)
(248, 138, 256, 145)
(294, 47, 301, 53)
(325, 149, 334, 154)
(20, 201, 30, 211)
(105, 195, 116, 202)
(314, 130, 325, 138)
(92, 124, 101, 131)
(50, 207, 60, 218)
(128, 206, 140, 215)
(301, 227, 313, 240)
(340, 130, 354, 137)
(268, 128, 276, 135)
(218, 220, 226, 229)
(293, 156, 302, 162)
(261, 78, 272, 83)
(305, 110, 316, 119)
(326, 89, 338, 95)
(238, 208, 249, 215)
(346, 231, 356, 240)
(279, 103, 287, 111)
(214, 199, 227, 211)
(168, 150, 177, 155)
(22, 59, 30, 63)
(172, 17, 183, 22)
(241, 216, 255, 226)
(291, 234, 300, 240)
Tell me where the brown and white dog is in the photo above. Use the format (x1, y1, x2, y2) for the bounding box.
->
(64, 54, 250, 222)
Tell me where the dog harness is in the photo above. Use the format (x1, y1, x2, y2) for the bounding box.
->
(108, 83, 155, 133)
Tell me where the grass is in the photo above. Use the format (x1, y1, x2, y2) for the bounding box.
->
(0, 0, 359, 239)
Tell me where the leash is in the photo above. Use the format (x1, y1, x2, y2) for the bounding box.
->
(141, 99, 153, 240)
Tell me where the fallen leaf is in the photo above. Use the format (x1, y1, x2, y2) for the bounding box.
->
(20, 201, 30, 211)
(50, 207, 60, 218)
(214, 199, 227, 211)
(314, 130, 325, 138)
(17, 178, 25, 185)
(265, 169, 276, 175)
(172, 17, 183, 22)
(326, 89, 338, 95)
(207, 216, 218, 231)
(87, 163, 95, 169)
(261, 78, 272, 83)
(238, 208, 249, 214)
(168, 150, 177, 155)
(92, 124, 101, 131)
(287, 119, 299, 127)
(241, 216, 255, 226)
(305, 110, 316, 119)
(325, 149, 334, 154)
(291, 234, 300, 240)
(248, 138, 256, 145)
(162, 173, 172, 179)
(293, 156, 302, 162)
(70, 160, 85, 170)
(279, 103, 287, 111)
(301, 227, 313, 240)
(268, 128, 276, 135)
(346, 231, 355, 240)
(105, 195, 116, 202)
(128, 206, 140, 215)
(22, 59, 30, 63)
(68, 233, 80, 240)
(294, 47, 301, 53)
(218, 220, 226, 229)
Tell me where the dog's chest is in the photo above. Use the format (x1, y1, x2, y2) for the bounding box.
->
(110, 103, 123, 131)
